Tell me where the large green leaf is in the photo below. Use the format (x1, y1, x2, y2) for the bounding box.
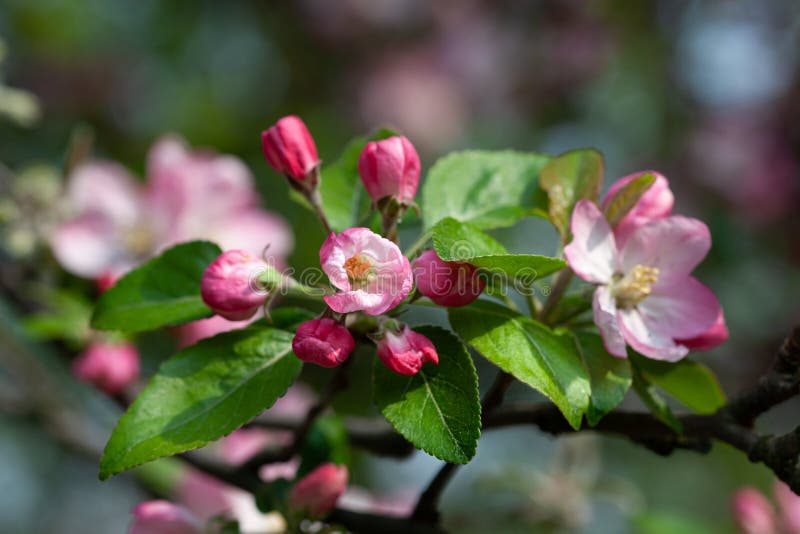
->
(99, 326, 301, 479)
(540, 148, 604, 239)
(91, 241, 221, 332)
(319, 128, 396, 232)
(373, 326, 481, 464)
(432, 217, 566, 282)
(632, 355, 726, 415)
(574, 332, 632, 426)
(421, 150, 551, 230)
(449, 301, 591, 429)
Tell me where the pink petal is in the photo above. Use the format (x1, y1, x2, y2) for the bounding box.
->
(67, 161, 142, 226)
(620, 216, 711, 278)
(678, 310, 729, 351)
(618, 308, 689, 362)
(774, 481, 800, 533)
(638, 276, 721, 339)
(592, 286, 627, 357)
(602, 171, 674, 248)
(564, 200, 618, 284)
(49, 213, 128, 279)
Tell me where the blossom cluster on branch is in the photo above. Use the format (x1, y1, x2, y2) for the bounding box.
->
(40, 113, 800, 534)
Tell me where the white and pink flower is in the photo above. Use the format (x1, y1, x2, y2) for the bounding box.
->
(50, 135, 292, 283)
(564, 199, 723, 361)
(603, 173, 729, 350)
(321, 227, 412, 316)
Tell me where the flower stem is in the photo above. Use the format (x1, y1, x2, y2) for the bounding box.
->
(538, 269, 573, 324)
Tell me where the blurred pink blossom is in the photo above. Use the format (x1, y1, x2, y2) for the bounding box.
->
(176, 470, 284, 533)
(732, 482, 800, 534)
(339, 486, 416, 518)
(72, 341, 140, 395)
(129, 500, 202, 534)
(50, 135, 292, 281)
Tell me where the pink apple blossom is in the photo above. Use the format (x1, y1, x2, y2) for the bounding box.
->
(564, 200, 722, 361)
(129, 500, 202, 534)
(412, 249, 485, 307)
(176, 470, 284, 533)
(261, 115, 320, 183)
(72, 341, 140, 395)
(376, 325, 439, 376)
(603, 173, 728, 351)
(733, 487, 777, 534)
(321, 227, 413, 315)
(201, 250, 270, 321)
(774, 481, 800, 533)
(292, 318, 355, 368)
(50, 135, 292, 282)
(357, 135, 420, 205)
(288, 463, 349, 518)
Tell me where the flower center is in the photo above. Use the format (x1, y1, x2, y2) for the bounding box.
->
(611, 264, 659, 309)
(344, 254, 373, 286)
(123, 224, 154, 257)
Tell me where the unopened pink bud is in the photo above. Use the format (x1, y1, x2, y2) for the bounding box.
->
(201, 250, 268, 321)
(289, 463, 348, 518)
(129, 500, 202, 534)
(412, 249, 485, 307)
(292, 318, 355, 368)
(73, 341, 140, 395)
(377, 325, 438, 376)
(261, 115, 320, 183)
(732, 487, 777, 534)
(358, 135, 420, 204)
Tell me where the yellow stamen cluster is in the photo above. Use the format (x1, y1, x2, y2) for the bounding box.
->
(344, 254, 373, 286)
(611, 264, 659, 309)
(124, 225, 153, 256)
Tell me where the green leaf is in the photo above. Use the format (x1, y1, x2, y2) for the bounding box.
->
(603, 172, 656, 227)
(421, 150, 551, 230)
(432, 217, 566, 283)
(632, 355, 726, 415)
(449, 301, 591, 429)
(319, 128, 396, 232)
(540, 149, 604, 238)
(631, 366, 683, 433)
(99, 326, 301, 479)
(373, 326, 481, 464)
(575, 332, 632, 426)
(91, 241, 221, 332)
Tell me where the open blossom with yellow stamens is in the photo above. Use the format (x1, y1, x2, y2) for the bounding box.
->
(564, 199, 723, 361)
(320, 227, 412, 316)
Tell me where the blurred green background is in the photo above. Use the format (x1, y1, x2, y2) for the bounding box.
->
(1, 1, 799, 532)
